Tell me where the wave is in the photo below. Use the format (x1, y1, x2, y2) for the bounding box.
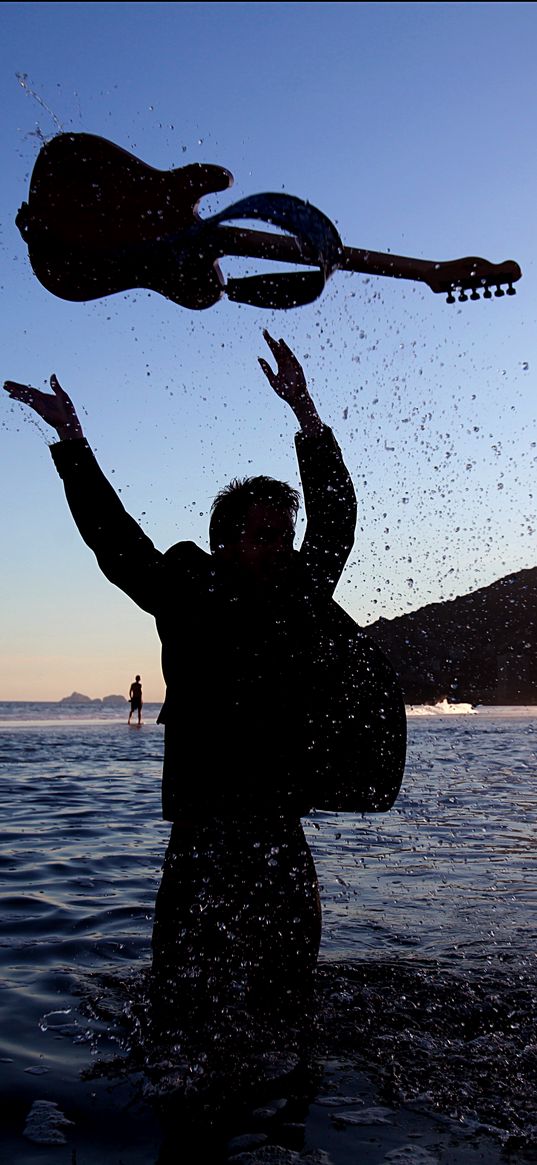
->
(406, 698, 476, 716)
(407, 700, 537, 717)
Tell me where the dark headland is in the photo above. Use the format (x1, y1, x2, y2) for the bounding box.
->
(366, 566, 537, 705)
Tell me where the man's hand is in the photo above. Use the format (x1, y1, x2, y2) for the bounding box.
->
(258, 330, 309, 406)
(258, 330, 323, 436)
(3, 375, 84, 440)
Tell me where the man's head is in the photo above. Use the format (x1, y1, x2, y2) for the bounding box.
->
(209, 475, 300, 577)
(135, 675, 140, 683)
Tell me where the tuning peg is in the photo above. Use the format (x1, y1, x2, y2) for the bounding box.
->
(446, 288, 456, 304)
(506, 283, 516, 296)
(483, 287, 492, 299)
(470, 289, 480, 301)
(494, 285, 505, 297)
(458, 290, 468, 302)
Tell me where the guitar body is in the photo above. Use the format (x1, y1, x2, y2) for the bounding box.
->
(304, 608, 406, 814)
(17, 133, 234, 308)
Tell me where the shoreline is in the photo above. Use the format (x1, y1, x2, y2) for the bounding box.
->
(1, 703, 537, 731)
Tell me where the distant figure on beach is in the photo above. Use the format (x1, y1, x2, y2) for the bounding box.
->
(128, 674, 143, 725)
(4, 331, 404, 1032)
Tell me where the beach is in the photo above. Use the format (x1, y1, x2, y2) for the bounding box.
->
(1, 702, 537, 1162)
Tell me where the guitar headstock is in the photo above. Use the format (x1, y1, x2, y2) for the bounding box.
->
(426, 257, 522, 303)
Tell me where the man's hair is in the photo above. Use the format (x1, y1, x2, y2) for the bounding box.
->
(209, 475, 300, 553)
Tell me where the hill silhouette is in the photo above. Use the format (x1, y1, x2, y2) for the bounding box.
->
(365, 567, 537, 705)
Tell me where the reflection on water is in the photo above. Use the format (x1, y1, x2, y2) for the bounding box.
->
(1, 707, 537, 1157)
(316, 715, 537, 967)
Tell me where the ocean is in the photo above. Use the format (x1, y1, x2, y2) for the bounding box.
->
(2, 701, 537, 1162)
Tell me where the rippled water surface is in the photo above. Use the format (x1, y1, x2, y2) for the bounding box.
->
(2, 703, 537, 1161)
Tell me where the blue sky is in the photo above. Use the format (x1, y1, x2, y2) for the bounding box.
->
(1, 1, 536, 699)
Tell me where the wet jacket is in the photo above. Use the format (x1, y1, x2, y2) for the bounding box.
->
(51, 428, 405, 820)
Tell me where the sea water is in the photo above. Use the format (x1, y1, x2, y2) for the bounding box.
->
(1, 702, 537, 1159)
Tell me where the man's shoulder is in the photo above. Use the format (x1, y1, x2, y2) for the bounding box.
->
(163, 540, 213, 573)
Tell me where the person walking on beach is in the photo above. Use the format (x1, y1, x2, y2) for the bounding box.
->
(128, 674, 143, 725)
(4, 331, 404, 1032)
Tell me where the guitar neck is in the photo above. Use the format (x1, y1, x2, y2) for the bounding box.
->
(213, 225, 521, 297)
(340, 244, 438, 283)
(216, 226, 445, 286)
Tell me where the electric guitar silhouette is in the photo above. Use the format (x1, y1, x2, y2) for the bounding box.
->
(16, 133, 522, 311)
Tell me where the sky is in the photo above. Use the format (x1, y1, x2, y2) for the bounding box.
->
(1, 1, 536, 701)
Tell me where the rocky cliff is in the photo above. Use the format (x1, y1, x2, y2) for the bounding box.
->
(365, 567, 537, 704)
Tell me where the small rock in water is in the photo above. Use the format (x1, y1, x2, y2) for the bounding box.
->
(23, 1099, 74, 1145)
(302, 1154, 335, 1164)
(228, 1132, 269, 1153)
(331, 1105, 394, 1126)
(383, 1147, 440, 1164)
(251, 1099, 288, 1120)
(228, 1147, 300, 1163)
(314, 1094, 364, 1106)
(228, 1148, 334, 1164)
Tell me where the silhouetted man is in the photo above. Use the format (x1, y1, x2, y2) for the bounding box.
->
(4, 331, 404, 1030)
(128, 674, 143, 725)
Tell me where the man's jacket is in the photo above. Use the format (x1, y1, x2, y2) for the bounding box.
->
(51, 426, 405, 821)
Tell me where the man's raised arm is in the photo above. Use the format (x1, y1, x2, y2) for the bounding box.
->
(258, 330, 357, 595)
(3, 375, 163, 613)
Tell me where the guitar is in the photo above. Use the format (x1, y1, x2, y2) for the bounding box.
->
(15, 133, 522, 311)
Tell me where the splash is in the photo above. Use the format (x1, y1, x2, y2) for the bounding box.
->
(16, 71, 64, 138)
